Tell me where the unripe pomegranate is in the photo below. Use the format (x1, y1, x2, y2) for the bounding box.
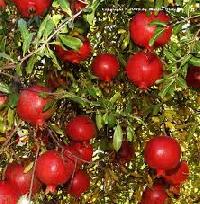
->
(12, 0, 52, 18)
(36, 150, 74, 193)
(65, 115, 96, 141)
(17, 85, 54, 126)
(68, 170, 90, 198)
(5, 162, 41, 196)
(164, 160, 189, 187)
(91, 53, 120, 81)
(63, 142, 93, 165)
(140, 184, 168, 204)
(186, 66, 200, 89)
(55, 37, 91, 64)
(130, 11, 172, 49)
(0, 181, 20, 204)
(126, 51, 163, 89)
(144, 136, 181, 176)
(116, 141, 135, 164)
(0, 0, 6, 8)
(0, 94, 7, 106)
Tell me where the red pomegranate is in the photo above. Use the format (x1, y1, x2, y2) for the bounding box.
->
(140, 184, 168, 204)
(116, 141, 135, 164)
(70, 0, 86, 13)
(5, 162, 41, 196)
(126, 51, 163, 89)
(0, 94, 7, 106)
(91, 53, 120, 81)
(144, 136, 181, 176)
(130, 11, 172, 49)
(55, 37, 91, 64)
(36, 150, 74, 193)
(12, 0, 52, 17)
(0, 181, 20, 204)
(164, 160, 189, 189)
(17, 85, 54, 126)
(186, 66, 200, 89)
(68, 170, 90, 198)
(0, 0, 6, 8)
(63, 142, 93, 165)
(65, 115, 96, 141)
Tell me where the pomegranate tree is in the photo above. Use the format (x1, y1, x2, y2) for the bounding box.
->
(12, 0, 52, 17)
(17, 85, 54, 126)
(65, 115, 96, 141)
(36, 150, 74, 193)
(126, 51, 163, 89)
(129, 11, 172, 49)
(91, 53, 120, 81)
(67, 170, 90, 198)
(5, 162, 41, 196)
(144, 135, 181, 176)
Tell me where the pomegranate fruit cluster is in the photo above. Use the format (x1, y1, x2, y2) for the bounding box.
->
(140, 135, 189, 203)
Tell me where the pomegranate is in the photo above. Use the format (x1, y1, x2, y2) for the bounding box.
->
(126, 51, 163, 89)
(140, 184, 168, 204)
(91, 53, 120, 81)
(0, 94, 7, 106)
(144, 135, 181, 176)
(0, 181, 19, 204)
(17, 85, 54, 126)
(5, 162, 41, 196)
(65, 115, 96, 141)
(70, 0, 86, 13)
(164, 160, 189, 193)
(36, 150, 75, 193)
(55, 37, 91, 64)
(0, 0, 6, 8)
(12, 0, 52, 18)
(129, 11, 172, 49)
(186, 66, 200, 89)
(63, 142, 93, 165)
(116, 141, 135, 164)
(68, 170, 90, 198)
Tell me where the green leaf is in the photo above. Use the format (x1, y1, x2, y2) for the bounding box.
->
(0, 82, 10, 94)
(8, 92, 18, 108)
(113, 124, 123, 151)
(107, 113, 117, 128)
(45, 47, 61, 70)
(164, 50, 176, 62)
(159, 79, 175, 98)
(155, 0, 164, 10)
(96, 112, 103, 130)
(0, 53, 15, 63)
(189, 56, 200, 66)
(149, 27, 164, 47)
(110, 92, 121, 104)
(7, 108, 15, 128)
(26, 55, 39, 74)
(43, 101, 56, 112)
(49, 124, 64, 135)
(57, 0, 72, 16)
(59, 35, 83, 51)
(149, 20, 167, 27)
(180, 54, 191, 67)
(16, 64, 22, 77)
(127, 125, 135, 142)
(177, 76, 187, 89)
(173, 23, 183, 35)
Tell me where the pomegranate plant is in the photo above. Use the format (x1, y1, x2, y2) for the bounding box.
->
(16, 85, 54, 126)
(126, 51, 163, 89)
(144, 135, 181, 176)
(129, 11, 172, 49)
(91, 53, 120, 81)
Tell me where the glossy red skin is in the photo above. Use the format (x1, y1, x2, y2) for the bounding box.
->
(144, 136, 181, 176)
(164, 160, 189, 186)
(116, 141, 135, 164)
(17, 85, 54, 126)
(55, 38, 91, 64)
(68, 170, 90, 198)
(0, 95, 7, 106)
(140, 184, 168, 204)
(126, 51, 163, 89)
(36, 150, 74, 193)
(0, 0, 6, 8)
(63, 142, 93, 165)
(12, 0, 52, 18)
(70, 0, 86, 13)
(5, 162, 41, 196)
(130, 11, 172, 49)
(91, 53, 119, 81)
(0, 181, 20, 204)
(186, 66, 200, 89)
(66, 115, 96, 141)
